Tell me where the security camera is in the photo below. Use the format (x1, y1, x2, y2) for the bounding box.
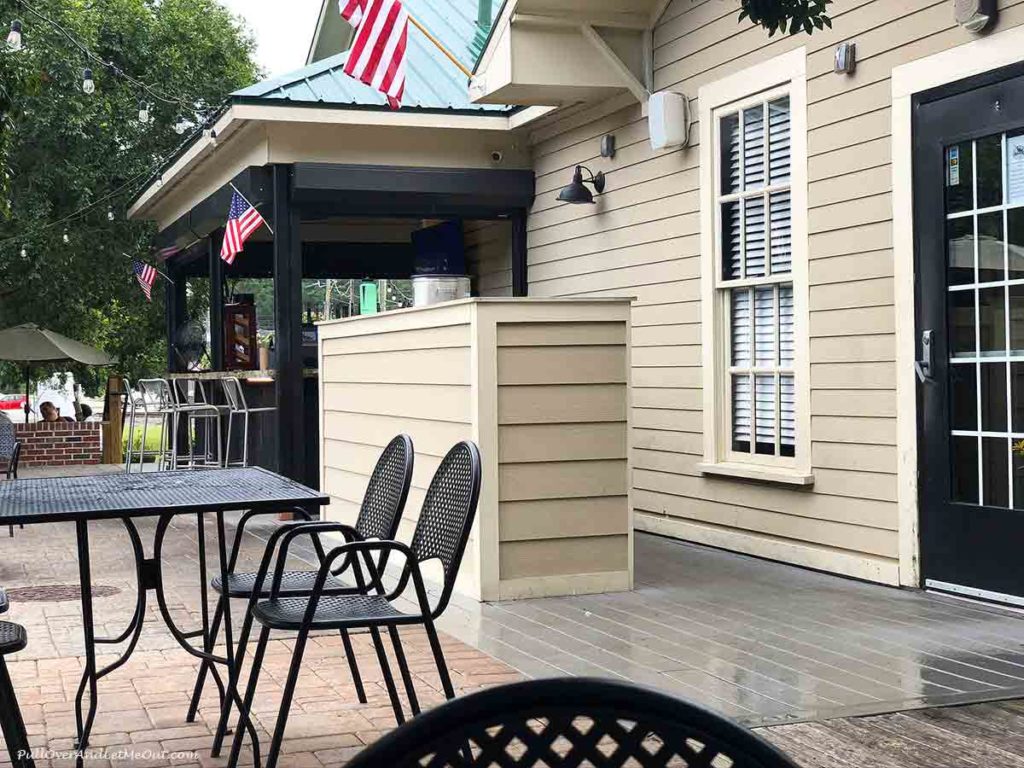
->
(490, 150, 504, 164)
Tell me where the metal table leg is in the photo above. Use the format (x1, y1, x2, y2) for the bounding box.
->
(72, 520, 99, 756)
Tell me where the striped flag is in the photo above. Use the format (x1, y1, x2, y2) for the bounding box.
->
(340, 0, 408, 109)
(220, 189, 266, 265)
(132, 259, 158, 301)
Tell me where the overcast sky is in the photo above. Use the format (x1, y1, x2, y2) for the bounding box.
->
(218, 0, 324, 78)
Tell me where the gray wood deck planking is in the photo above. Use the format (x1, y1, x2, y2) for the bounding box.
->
(438, 533, 1024, 725)
(762, 701, 1024, 767)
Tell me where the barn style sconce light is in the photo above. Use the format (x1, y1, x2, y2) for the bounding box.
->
(557, 165, 606, 205)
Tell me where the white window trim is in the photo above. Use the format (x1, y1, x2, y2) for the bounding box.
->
(698, 48, 812, 482)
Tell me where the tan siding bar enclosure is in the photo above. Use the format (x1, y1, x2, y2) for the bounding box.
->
(318, 297, 633, 601)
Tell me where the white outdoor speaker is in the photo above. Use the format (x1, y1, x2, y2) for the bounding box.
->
(955, 0, 996, 32)
(648, 91, 690, 151)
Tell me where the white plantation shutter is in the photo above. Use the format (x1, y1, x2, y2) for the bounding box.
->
(720, 94, 796, 460)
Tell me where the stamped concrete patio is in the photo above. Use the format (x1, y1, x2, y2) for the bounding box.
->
(4, 466, 1024, 766)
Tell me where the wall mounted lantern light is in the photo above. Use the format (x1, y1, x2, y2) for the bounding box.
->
(557, 165, 606, 205)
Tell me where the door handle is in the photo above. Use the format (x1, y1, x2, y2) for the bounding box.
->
(915, 329, 934, 384)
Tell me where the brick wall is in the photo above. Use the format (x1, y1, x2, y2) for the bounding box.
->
(14, 421, 103, 467)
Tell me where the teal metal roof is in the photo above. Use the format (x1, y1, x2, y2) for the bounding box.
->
(233, 0, 509, 113)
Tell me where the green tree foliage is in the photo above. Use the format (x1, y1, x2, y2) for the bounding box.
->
(740, 0, 833, 35)
(0, 0, 258, 393)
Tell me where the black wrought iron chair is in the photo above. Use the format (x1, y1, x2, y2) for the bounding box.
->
(226, 440, 481, 768)
(0, 607, 34, 767)
(347, 677, 800, 768)
(195, 434, 415, 756)
(1, 413, 22, 536)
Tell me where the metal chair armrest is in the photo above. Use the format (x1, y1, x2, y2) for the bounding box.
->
(229, 506, 318, 571)
(316, 540, 432, 618)
(268, 522, 362, 598)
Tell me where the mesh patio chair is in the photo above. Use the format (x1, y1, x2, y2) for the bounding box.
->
(193, 434, 415, 757)
(225, 441, 481, 768)
(0, 608, 34, 767)
(347, 678, 801, 768)
(0, 413, 22, 536)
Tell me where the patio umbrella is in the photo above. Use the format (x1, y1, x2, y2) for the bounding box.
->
(0, 323, 114, 420)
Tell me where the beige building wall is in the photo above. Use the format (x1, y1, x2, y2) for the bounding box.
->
(466, 220, 514, 297)
(521, 0, 1024, 586)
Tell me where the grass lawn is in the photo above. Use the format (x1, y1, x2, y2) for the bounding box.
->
(123, 422, 163, 459)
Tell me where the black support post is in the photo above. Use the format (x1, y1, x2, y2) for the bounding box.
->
(511, 208, 528, 297)
(208, 232, 225, 371)
(272, 164, 305, 483)
(166, 261, 187, 373)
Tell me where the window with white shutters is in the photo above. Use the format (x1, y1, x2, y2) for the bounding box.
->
(718, 96, 796, 460)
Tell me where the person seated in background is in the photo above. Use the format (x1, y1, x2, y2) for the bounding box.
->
(39, 401, 74, 423)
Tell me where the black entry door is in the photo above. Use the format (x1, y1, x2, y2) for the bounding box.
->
(917, 64, 1024, 605)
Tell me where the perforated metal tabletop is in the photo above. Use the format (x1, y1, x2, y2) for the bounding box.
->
(0, 467, 328, 525)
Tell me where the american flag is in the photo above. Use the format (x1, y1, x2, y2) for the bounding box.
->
(132, 259, 158, 301)
(221, 189, 266, 265)
(340, 0, 408, 109)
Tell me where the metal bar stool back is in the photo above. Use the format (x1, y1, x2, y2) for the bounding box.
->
(136, 379, 177, 470)
(346, 678, 801, 768)
(220, 377, 276, 468)
(172, 378, 223, 469)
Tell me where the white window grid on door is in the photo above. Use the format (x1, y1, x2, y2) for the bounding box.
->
(946, 130, 1024, 508)
(716, 90, 796, 464)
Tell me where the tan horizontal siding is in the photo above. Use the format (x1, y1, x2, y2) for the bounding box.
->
(499, 535, 630, 580)
(515, 0, 1024, 584)
(466, 219, 513, 297)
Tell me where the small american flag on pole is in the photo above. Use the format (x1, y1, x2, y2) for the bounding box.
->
(340, 0, 408, 109)
(221, 188, 267, 265)
(132, 259, 158, 301)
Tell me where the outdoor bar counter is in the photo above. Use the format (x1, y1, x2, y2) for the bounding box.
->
(318, 297, 633, 602)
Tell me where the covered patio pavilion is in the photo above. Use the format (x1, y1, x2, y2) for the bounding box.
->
(128, 46, 536, 488)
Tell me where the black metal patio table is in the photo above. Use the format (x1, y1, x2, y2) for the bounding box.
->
(0, 467, 328, 759)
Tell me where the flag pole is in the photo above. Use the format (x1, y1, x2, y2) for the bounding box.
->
(229, 182, 275, 235)
(409, 15, 473, 78)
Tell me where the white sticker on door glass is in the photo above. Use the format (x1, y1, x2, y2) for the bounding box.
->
(1008, 135, 1024, 204)
(948, 145, 961, 187)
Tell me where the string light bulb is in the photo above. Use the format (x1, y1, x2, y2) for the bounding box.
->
(107, 208, 115, 221)
(6, 19, 22, 50)
(63, 231, 69, 244)
(82, 68, 95, 94)
(138, 101, 149, 123)
(19, 246, 26, 259)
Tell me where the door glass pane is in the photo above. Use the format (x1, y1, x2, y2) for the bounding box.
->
(1009, 207, 1024, 279)
(947, 216, 975, 286)
(977, 212, 1005, 283)
(950, 364, 977, 431)
(980, 362, 1007, 432)
(978, 287, 1005, 354)
(946, 140, 974, 214)
(982, 437, 1009, 508)
(951, 436, 979, 504)
(754, 374, 775, 455)
(1014, 446, 1024, 509)
(977, 134, 1004, 209)
(949, 290, 976, 357)
(1013, 362, 1024, 433)
(1009, 131, 1024, 205)
(1010, 285, 1024, 354)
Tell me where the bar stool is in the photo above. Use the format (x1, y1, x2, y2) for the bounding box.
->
(172, 378, 224, 469)
(221, 377, 275, 468)
(0, 616, 34, 767)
